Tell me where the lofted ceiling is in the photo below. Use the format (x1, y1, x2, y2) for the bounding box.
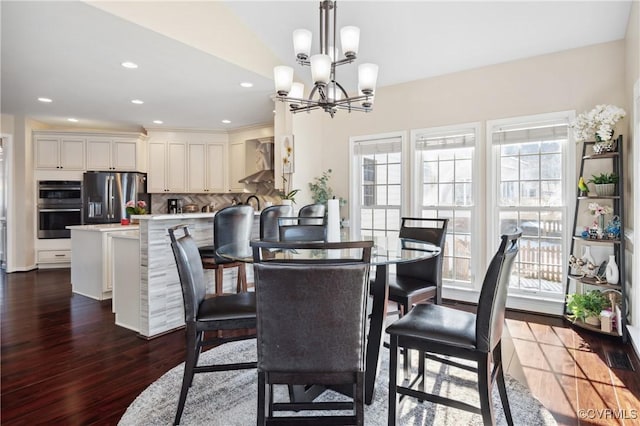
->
(0, 1, 633, 132)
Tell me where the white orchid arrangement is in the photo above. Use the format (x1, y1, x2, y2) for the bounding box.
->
(588, 202, 612, 217)
(571, 104, 626, 143)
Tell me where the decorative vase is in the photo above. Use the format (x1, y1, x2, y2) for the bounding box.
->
(606, 254, 619, 285)
(581, 246, 595, 276)
(280, 199, 293, 207)
(598, 215, 605, 235)
(594, 183, 615, 196)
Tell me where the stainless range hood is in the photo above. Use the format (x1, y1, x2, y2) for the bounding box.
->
(239, 139, 274, 184)
(239, 169, 274, 184)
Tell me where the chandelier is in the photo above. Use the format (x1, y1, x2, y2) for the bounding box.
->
(273, 1, 378, 117)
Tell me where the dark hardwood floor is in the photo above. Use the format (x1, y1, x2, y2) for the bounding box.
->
(2, 268, 639, 425)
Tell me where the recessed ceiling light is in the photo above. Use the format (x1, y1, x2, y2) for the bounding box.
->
(131, 99, 144, 104)
(153, 120, 163, 124)
(121, 61, 138, 69)
(38, 97, 53, 103)
(221, 119, 231, 124)
(67, 118, 78, 123)
(240, 82, 253, 88)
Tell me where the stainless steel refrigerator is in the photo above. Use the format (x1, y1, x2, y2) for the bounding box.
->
(82, 171, 149, 224)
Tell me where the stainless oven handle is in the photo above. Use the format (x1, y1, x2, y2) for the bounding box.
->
(39, 186, 82, 190)
(39, 208, 81, 212)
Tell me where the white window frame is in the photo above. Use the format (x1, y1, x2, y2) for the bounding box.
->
(348, 131, 409, 239)
(487, 111, 576, 315)
(409, 122, 483, 292)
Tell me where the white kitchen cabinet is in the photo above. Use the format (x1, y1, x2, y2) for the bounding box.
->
(188, 142, 227, 193)
(86, 138, 140, 171)
(69, 226, 133, 300)
(35, 136, 85, 170)
(147, 141, 187, 193)
(228, 141, 246, 192)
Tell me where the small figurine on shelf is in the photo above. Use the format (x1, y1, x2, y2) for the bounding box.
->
(605, 215, 621, 240)
(578, 176, 589, 196)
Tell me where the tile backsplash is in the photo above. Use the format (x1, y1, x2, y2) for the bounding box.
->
(151, 192, 281, 214)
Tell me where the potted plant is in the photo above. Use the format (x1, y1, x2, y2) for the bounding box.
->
(566, 290, 609, 327)
(308, 169, 346, 206)
(588, 172, 618, 196)
(570, 104, 625, 153)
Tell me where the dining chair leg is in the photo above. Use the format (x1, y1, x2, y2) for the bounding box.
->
(215, 267, 224, 295)
(175, 328, 198, 425)
(257, 371, 266, 426)
(418, 350, 426, 400)
(356, 372, 364, 426)
(494, 342, 514, 426)
(388, 334, 399, 426)
(236, 263, 247, 293)
(478, 353, 495, 426)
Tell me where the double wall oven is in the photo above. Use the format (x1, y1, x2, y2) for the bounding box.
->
(37, 180, 82, 239)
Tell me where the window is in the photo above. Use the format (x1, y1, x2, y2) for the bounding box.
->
(351, 134, 404, 239)
(489, 116, 572, 298)
(413, 126, 478, 287)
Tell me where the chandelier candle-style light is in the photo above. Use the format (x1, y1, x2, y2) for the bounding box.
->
(273, 0, 378, 117)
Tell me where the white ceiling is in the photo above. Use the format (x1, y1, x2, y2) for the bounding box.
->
(0, 1, 633, 132)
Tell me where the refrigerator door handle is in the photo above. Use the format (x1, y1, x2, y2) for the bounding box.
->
(108, 175, 113, 219)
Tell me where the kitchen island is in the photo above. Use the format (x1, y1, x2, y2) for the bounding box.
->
(68, 212, 259, 338)
(67, 223, 140, 301)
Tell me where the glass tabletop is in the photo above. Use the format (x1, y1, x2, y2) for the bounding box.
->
(216, 236, 440, 266)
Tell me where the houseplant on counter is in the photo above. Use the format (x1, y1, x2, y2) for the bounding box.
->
(566, 290, 610, 327)
(125, 200, 147, 223)
(309, 169, 346, 206)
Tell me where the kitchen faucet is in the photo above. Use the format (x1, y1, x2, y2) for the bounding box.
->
(245, 195, 260, 211)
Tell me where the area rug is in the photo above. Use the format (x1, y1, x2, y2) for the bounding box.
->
(120, 340, 556, 425)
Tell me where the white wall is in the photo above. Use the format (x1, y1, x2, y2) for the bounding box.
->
(288, 40, 627, 226)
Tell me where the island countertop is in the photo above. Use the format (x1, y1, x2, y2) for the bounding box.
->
(67, 223, 140, 232)
(131, 211, 261, 221)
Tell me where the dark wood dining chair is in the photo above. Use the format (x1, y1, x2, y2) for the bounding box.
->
(251, 239, 373, 425)
(388, 217, 448, 312)
(298, 203, 326, 225)
(386, 229, 522, 426)
(259, 204, 293, 241)
(278, 216, 327, 242)
(198, 204, 254, 294)
(168, 225, 257, 425)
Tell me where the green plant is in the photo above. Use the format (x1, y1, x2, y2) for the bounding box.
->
(308, 169, 346, 206)
(588, 172, 619, 185)
(566, 290, 609, 322)
(278, 188, 299, 204)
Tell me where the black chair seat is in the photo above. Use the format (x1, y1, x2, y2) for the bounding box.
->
(387, 274, 437, 301)
(385, 303, 476, 350)
(198, 292, 256, 322)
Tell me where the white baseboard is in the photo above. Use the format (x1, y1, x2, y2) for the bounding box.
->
(443, 286, 564, 316)
(6, 264, 38, 273)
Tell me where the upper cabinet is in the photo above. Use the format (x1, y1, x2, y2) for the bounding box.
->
(148, 141, 187, 193)
(187, 142, 227, 193)
(34, 131, 146, 172)
(146, 130, 231, 194)
(35, 136, 85, 170)
(86, 138, 140, 171)
(228, 141, 246, 193)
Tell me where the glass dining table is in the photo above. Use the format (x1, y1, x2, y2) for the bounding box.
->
(217, 235, 441, 405)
